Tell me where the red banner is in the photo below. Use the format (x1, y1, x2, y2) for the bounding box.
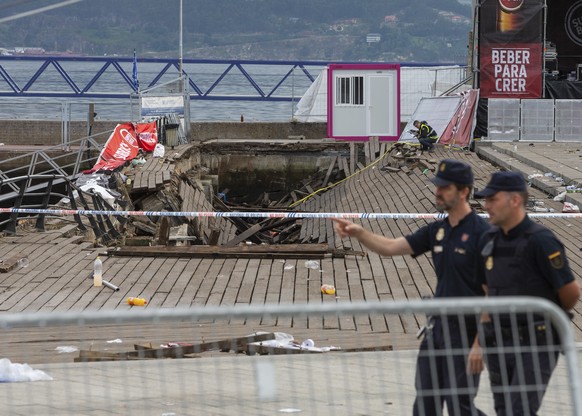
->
(479, 0, 544, 98)
(84, 122, 139, 173)
(438, 89, 479, 148)
(136, 121, 158, 152)
(84, 121, 161, 174)
(480, 43, 542, 98)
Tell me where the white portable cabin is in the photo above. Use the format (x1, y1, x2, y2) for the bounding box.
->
(327, 63, 400, 141)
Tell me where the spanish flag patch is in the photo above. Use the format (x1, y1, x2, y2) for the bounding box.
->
(548, 251, 564, 269)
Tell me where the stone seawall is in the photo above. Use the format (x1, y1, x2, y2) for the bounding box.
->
(0, 120, 329, 146)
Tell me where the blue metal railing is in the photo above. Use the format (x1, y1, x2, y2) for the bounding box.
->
(0, 56, 464, 101)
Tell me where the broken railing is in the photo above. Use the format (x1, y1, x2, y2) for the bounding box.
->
(0, 132, 110, 204)
(0, 174, 126, 243)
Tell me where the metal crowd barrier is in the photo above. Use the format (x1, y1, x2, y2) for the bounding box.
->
(0, 298, 579, 415)
(487, 98, 582, 142)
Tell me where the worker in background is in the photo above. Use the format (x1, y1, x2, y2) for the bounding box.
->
(474, 171, 581, 415)
(333, 159, 489, 416)
(412, 120, 439, 152)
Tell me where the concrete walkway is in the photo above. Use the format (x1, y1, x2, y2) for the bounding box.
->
(2, 347, 581, 415)
(476, 141, 582, 206)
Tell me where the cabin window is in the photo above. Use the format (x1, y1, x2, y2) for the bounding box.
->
(336, 76, 364, 106)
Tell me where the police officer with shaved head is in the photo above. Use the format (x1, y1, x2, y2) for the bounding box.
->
(474, 171, 580, 415)
(334, 159, 489, 416)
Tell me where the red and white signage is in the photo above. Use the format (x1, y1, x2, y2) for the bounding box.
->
(84, 121, 159, 174)
(480, 44, 542, 98)
(479, 0, 544, 99)
(136, 121, 158, 152)
(438, 89, 480, 148)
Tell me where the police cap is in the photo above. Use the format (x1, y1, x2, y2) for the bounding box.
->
(474, 171, 526, 198)
(430, 159, 474, 187)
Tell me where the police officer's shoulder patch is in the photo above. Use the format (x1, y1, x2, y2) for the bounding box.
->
(548, 251, 564, 269)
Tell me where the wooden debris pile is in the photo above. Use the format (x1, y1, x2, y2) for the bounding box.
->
(118, 140, 384, 252)
(379, 142, 439, 174)
(76, 333, 277, 362)
(75, 332, 393, 362)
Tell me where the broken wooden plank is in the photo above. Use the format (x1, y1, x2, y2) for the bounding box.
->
(339, 156, 351, 177)
(372, 136, 380, 159)
(156, 216, 170, 246)
(132, 219, 156, 236)
(380, 142, 387, 156)
(131, 333, 277, 358)
(224, 223, 263, 247)
(107, 244, 330, 259)
(75, 350, 136, 362)
(322, 155, 338, 188)
(364, 141, 371, 165)
(0, 255, 26, 273)
(349, 142, 356, 174)
(76, 333, 277, 362)
(245, 344, 324, 355)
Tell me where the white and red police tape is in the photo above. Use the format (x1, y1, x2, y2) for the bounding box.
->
(2, 207, 582, 220)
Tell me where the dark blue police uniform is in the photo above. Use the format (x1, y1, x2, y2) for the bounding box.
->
(476, 216, 575, 416)
(407, 210, 490, 416)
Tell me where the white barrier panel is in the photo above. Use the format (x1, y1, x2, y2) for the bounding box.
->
(0, 298, 579, 415)
(555, 100, 582, 142)
(521, 99, 555, 142)
(487, 99, 521, 141)
(487, 98, 582, 142)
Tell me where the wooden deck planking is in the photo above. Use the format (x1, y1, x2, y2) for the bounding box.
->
(292, 258, 310, 329)
(221, 258, 248, 307)
(24, 247, 94, 312)
(261, 259, 283, 326)
(330, 256, 357, 331)
(38, 250, 99, 311)
(1, 238, 87, 312)
(319, 257, 339, 330)
(162, 258, 202, 308)
(141, 258, 180, 305)
(247, 260, 272, 327)
(192, 257, 226, 306)
(236, 258, 260, 305)
(228, 258, 258, 325)
(99, 257, 155, 309)
(277, 259, 297, 327)
(176, 258, 213, 307)
(307, 259, 326, 330)
(112, 257, 167, 310)
(206, 258, 237, 307)
(147, 258, 190, 308)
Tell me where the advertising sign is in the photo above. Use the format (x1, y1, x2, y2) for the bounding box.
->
(479, 0, 544, 98)
(85, 122, 158, 173)
(141, 96, 184, 116)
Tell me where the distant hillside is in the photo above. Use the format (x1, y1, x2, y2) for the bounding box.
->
(0, 0, 473, 63)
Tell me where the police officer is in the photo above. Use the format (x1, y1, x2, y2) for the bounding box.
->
(413, 120, 439, 152)
(474, 171, 580, 416)
(333, 159, 489, 416)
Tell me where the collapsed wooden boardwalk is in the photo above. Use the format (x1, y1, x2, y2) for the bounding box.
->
(0, 143, 581, 364)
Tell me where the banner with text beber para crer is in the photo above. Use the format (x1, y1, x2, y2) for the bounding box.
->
(479, 0, 544, 99)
